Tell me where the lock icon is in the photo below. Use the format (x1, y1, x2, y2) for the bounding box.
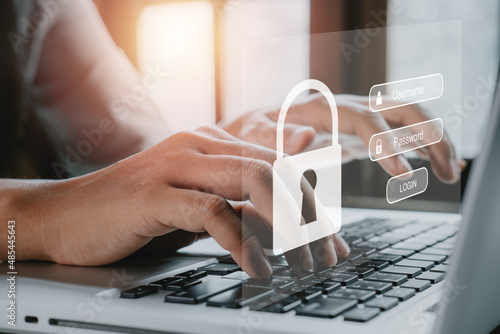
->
(272, 79, 342, 254)
(376, 139, 383, 155)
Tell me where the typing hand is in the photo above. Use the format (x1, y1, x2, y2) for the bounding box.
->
(27, 127, 344, 278)
(222, 94, 462, 183)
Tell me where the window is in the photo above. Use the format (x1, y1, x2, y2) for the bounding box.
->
(137, 1, 216, 132)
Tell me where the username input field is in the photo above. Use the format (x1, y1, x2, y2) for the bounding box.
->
(369, 73, 444, 112)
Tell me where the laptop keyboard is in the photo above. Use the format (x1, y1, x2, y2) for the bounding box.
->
(120, 218, 458, 323)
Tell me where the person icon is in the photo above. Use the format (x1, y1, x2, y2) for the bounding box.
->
(376, 91, 383, 105)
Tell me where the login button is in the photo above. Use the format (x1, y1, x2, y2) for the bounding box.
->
(386, 167, 428, 204)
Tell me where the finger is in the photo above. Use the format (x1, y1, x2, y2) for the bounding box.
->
(167, 155, 275, 225)
(284, 243, 314, 273)
(236, 183, 317, 274)
(283, 124, 316, 155)
(333, 234, 350, 259)
(198, 123, 315, 156)
(280, 169, 321, 273)
(239, 201, 318, 275)
(381, 107, 460, 183)
(189, 132, 279, 165)
(147, 188, 273, 278)
(347, 110, 413, 176)
(245, 121, 316, 155)
(308, 234, 337, 270)
(235, 201, 272, 249)
(196, 126, 242, 142)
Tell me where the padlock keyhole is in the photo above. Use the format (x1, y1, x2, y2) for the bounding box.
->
(300, 169, 317, 226)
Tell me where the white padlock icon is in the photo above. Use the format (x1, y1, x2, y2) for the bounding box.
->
(376, 139, 383, 155)
(272, 79, 342, 254)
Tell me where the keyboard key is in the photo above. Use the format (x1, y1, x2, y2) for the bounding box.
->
(174, 270, 207, 280)
(384, 287, 415, 301)
(430, 264, 448, 273)
(432, 242, 455, 250)
(273, 270, 315, 283)
(365, 296, 399, 311)
(349, 246, 376, 256)
(149, 277, 183, 289)
(295, 298, 357, 318)
(245, 278, 294, 291)
(334, 258, 349, 267)
(342, 235, 363, 245)
(381, 266, 422, 278)
(258, 296, 302, 313)
(335, 266, 374, 278)
(367, 236, 404, 245)
(120, 285, 158, 299)
(315, 281, 341, 293)
(328, 288, 376, 302)
(396, 259, 435, 271)
(272, 265, 288, 274)
(384, 230, 415, 239)
(364, 272, 408, 286)
(207, 286, 273, 308)
(349, 259, 389, 271)
(366, 253, 403, 264)
(416, 272, 445, 284)
(420, 247, 452, 256)
(398, 224, 431, 234)
(419, 233, 448, 243)
(408, 253, 447, 264)
(166, 279, 202, 291)
(348, 281, 392, 294)
(268, 256, 288, 266)
(392, 242, 428, 252)
(343, 306, 381, 322)
(221, 271, 250, 281)
(165, 280, 241, 304)
(345, 252, 363, 261)
(350, 231, 376, 240)
(380, 248, 415, 257)
(356, 241, 390, 250)
(318, 271, 359, 285)
(408, 237, 439, 247)
(197, 263, 241, 275)
(380, 218, 415, 229)
(291, 287, 323, 302)
(401, 279, 431, 292)
(218, 256, 237, 264)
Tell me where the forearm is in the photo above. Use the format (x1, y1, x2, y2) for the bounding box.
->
(0, 179, 55, 262)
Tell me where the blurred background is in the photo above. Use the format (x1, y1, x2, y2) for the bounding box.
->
(92, 0, 499, 212)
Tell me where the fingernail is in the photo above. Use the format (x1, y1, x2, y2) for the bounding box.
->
(334, 234, 350, 257)
(459, 159, 467, 170)
(256, 250, 273, 278)
(288, 127, 314, 152)
(323, 238, 337, 267)
(300, 248, 314, 272)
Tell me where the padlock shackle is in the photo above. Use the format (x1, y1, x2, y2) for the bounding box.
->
(277, 79, 339, 160)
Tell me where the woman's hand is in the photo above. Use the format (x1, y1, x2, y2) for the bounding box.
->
(6, 126, 348, 278)
(222, 94, 462, 183)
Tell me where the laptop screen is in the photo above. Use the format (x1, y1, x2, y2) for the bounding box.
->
(223, 0, 500, 213)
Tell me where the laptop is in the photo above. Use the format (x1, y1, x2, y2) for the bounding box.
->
(2, 16, 500, 334)
(1, 67, 499, 334)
